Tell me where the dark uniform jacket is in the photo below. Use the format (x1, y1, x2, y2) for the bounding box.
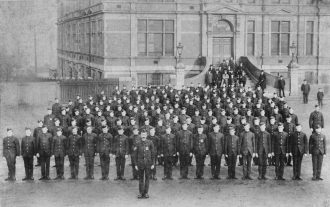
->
(21, 136, 36, 157)
(37, 133, 53, 157)
(193, 133, 209, 155)
(309, 111, 324, 129)
(239, 131, 255, 155)
(291, 131, 308, 155)
(52, 135, 67, 157)
(225, 134, 240, 155)
(309, 133, 326, 155)
(113, 134, 129, 156)
(82, 133, 97, 157)
(160, 133, 176, 157)
(66, 134, 82, 156)
(129, 134, 141, 155)
(272, 131, 289, 154)
(3, 136, 20, 159)
(256, 131, 271, 154)
(97, 133, 113, 155)
(133, 139, 155, 168)
(44, 114, 55, 127)
(208, 132, 225, 156)
(147, 135, 160, 156)
(176, 130, 193, 155)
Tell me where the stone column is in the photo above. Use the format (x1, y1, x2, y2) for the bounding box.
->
(176, 62, 186, 90)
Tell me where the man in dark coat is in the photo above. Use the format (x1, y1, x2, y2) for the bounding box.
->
(258, 70, 267, 91)
(309, 105, 324, 133)
(134, 129, 155, 199)
(51, 128, 67, 180)
(176, 121, 193, 179)
(278, 75, 286, 97)
(193, 125, 209, 179)
(97, 125, 113, 180)
(21, 128, 37, 180)
(256, 122, 272, 180)
(160, 125, 176, 180)
(36, 125, 53, 180)
(290, 124, 308, 180)
(309, 125, 326, 180)
(66, 127, 82, 179)
(301, 80, 311, 104)
(3, 128, 20, 181)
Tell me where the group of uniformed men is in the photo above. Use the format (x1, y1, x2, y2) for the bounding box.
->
(2, 81, 327, 199)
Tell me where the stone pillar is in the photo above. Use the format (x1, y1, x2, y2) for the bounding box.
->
(290, 68, 300, 96)
(175, 61, 185, 90)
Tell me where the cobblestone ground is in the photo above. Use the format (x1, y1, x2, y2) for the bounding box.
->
(0, 98, 329, 207)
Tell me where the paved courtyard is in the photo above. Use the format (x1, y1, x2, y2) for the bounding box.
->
(0, 97, 329, 207)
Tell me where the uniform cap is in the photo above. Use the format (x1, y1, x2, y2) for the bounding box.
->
(278, 122, 284, 127)
(117, 126, 124, 130)
(56, 127, 62, 132)
(165, 124, 171, 129)
(226, 116, 232, 120)
(270, 116, 275, 119)
(133, 125, 139, 130)
(315, 124, 322, 129)
(182, 121, 188, 125)
(42, 125, 48, 128)
(141, 129, 147, 133)
(260, 122, 266, 126)
(130, 117, 136, 121)
(25, 127, 31, 130)
(37, 120, 43, 123)
(229, 126, 235, 131)
(7, 128, 12, 131)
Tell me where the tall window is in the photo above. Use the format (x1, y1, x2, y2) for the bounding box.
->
(72, 23, 76, 51)
(138, 19, 174, 56)
(306, 21, 314, 56)
(97, 19, 103, 56)
(247, 20, 255, 56)
(271, 21, 290, 56)
(91, 21, 96, 55)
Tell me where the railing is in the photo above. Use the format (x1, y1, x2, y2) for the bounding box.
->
(239, 56, 290, 89)
(184, 56, 209, 86)
(59, 79, 119, 102)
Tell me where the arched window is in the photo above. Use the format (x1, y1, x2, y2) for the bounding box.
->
(213, 20, 233, 36)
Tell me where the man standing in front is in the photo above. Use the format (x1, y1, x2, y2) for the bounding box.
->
(208, 124, 225, 180)
(309, 125, 326, 181)
(239, 123, 256, 180)
(3, 128, 20, 181)
(225, 127, 240, 179)
(160, 125, 176, 180)
(97, 125, 113, 180)
(51, 128, 67, 180)
(176, 121, 193, 179)
(301, 79, 311, 104)
(291, 124, 308, 180)
(66, 127, 82, 179)
(256, 122, 272, 180)
(272, 123, 289, 180)
(82, 126, 97, 180)
(193, 125, 209, 179)
(21, 127, 36, 181)
(36, 125, 53, 180)
(134, 129, 155, 199)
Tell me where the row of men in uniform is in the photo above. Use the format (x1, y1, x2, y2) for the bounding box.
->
(3, 117, 326, 184)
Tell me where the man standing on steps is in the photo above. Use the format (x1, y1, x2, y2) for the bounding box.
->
(258, 70, 267, 92)
(278, 75, 286, 97)
(301, 80, 311, 104)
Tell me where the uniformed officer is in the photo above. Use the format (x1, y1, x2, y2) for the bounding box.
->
(160, 125, 176, 180)
(21, 127, 36, 181)
(97, 125, 113, 180)
(176, 121, 193, 179)
(36, 125, 52, 180)
(113, 126, 129, 180)
(239, 123, 255, 180)
(82, 126, 97, 180)
(290, 124, 308, 180)
(193, 125, 209, 179)
(66, 126, 82, 179)
(309, 124, 327, 180)
(225, 127, 240, 179)
(256, 122, 272, 180)
(266, 116, 278, 166)
(129, 126, 141, 180)
(272, 123, 289, 180)
(134, 129, 155, 199)
(3, 128, 20, 181)
(148, 127, 159, 180)
(309, 105, 324, 133)
(52, 128, 67, 180)
(208, 124, 225, 179)
(33, 120, 43, 166)
(284, 115, 296, 166)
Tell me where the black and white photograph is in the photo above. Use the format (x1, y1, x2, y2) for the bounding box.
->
(0, 0, 329, 206)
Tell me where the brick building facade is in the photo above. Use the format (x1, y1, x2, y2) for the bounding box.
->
(57, 0, 330, 88)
